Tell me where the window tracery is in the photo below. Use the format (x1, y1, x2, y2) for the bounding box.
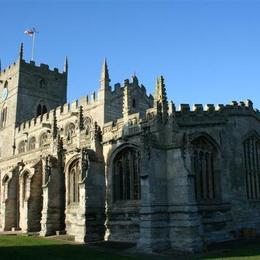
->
(28, 137, 36, 150)
(243, 134, 260, 200)
(39, 132, 48, 147)
(191, 136, 219, 202)
(65, 123, 76, 141)
(113, 147, 141, 201)
(68, 160, 80, 204)
(84, 117, 92, 136)
(18, 141, 26, 154)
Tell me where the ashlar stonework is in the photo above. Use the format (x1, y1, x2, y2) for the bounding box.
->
(0, 44, 259, 252)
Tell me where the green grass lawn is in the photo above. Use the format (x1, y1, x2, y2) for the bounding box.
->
(1, 235, 260, 260)
(0, 235, 135, 260)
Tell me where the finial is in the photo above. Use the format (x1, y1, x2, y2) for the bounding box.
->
(78, 105, 84, 131)
(52, 110, 58, 139)
(64, 56, 68, 73)
(154, 75, 168, 124)
(100, 58, 110, 90)
(132, 73, 138, 85)
(123, 84, 131, 120)
(19, 42, 24, 60)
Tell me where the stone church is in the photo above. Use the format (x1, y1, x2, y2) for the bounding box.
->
(0, 43, 259, 252)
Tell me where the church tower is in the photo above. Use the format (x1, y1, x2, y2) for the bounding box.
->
(0, 43, 67, 158)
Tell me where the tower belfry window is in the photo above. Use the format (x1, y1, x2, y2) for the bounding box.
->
(36, 103, 47, 117)
(42, 105, 47, 114)
(68, 160, 80, 204)
(37, 104, 42, 117)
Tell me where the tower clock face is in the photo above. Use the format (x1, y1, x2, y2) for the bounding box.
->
(1, 88, 8, 101)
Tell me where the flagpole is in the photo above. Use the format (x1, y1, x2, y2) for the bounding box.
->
(31, 31, 36, 61)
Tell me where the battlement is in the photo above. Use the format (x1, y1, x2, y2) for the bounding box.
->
(0, 61, 19, 76)
(174, 99, 259, 116)
(0, 58, 66, 78)
(15, 89, 105, 134)
(20, 59, 66, 75)
(111, 77, 148, 96)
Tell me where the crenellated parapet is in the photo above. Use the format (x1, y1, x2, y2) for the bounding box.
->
(173, 99, 260, 127)
(0, 61, 19, 76)
(19, 59, 66, 75)
(174, 99, 259, 116)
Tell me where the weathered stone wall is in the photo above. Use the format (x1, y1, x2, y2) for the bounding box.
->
(27, 162, 43, 232)
(16, 60, 67, 124)
(0, 61, 20, 158)
(2, 168, 19, 231)
(0, 51, 260, 254)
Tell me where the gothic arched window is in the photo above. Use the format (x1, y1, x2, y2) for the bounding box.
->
(18, 141, 26, 154)
(132, 98, 136, 108)
(191, 136, 219, 202)
(28, 137, 36, 150)
(113, 147, 141, 201)
(36, 104, 42, 117)
(68, 160, 80, 204)
(84, 117, 92, 136)
(1, 105, 7, 128)
(65, 123, 76, 141)
(243, 134, 260, 200)
(42, 105, 47, 115)
(39, 78, 46, 89)
(36, 103, 47, 117)
(39, 132, 48, 147)
(4, 81, 8, 89)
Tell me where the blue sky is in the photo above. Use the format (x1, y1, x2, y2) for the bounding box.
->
(1, 0, 260, 109)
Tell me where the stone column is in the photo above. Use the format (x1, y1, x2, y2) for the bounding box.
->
(74, 149, 106, 243)
(1, 167, 20, 231)
(40, 155, 64, 236)
(137, 143, 170, 251)
(167, 147, 203, 252)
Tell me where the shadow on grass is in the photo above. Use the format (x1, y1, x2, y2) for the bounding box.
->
(202, 239, 260, 259)
(0, 243, 134, 260)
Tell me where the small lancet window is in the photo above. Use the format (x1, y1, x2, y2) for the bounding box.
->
(132, 98, 136, 108)
(0, 105, 7, 128)
(39, 78, 46, 89)
(42, 105, 47, 115)
(68, 160, 80, 204)
(37, 104, 42, 117)
(4, 81, 8, 88)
